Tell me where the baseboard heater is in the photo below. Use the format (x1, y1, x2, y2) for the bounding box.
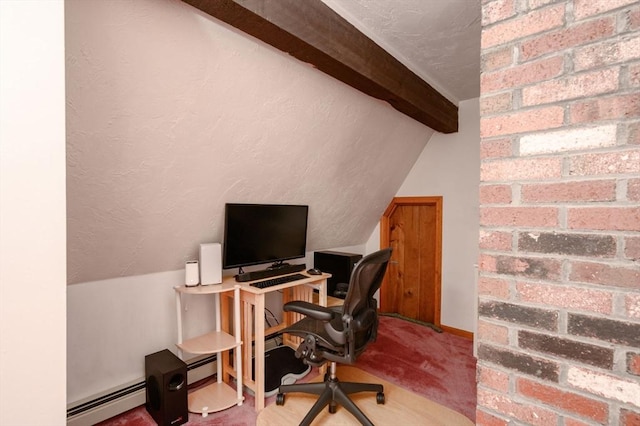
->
(66, 354, 216, 426)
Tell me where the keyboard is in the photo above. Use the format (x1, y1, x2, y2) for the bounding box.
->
(250, 273, 308, 289)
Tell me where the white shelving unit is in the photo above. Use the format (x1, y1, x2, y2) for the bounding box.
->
(174, 283, 243, 414)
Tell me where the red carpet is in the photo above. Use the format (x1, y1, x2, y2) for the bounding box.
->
(357, 315, 477, 421)
(98, 315, 476, 425)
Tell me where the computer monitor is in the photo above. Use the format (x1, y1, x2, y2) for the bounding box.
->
(222, 203, 309, 272)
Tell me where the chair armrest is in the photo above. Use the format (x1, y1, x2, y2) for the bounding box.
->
(283, 301, 335, 321)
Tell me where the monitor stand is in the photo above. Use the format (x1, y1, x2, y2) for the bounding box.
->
(235, 263, 306, 282)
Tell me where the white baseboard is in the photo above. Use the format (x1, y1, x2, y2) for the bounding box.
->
(67, 357, 216, 426)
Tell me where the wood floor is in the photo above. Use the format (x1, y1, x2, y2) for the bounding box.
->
(257, 367, 474, 426)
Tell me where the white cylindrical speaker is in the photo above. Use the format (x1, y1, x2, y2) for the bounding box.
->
(199, 243, 222, 285)
(185, 260, 199, 287)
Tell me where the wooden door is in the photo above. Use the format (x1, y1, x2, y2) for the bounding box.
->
(380, 197, 442, 326)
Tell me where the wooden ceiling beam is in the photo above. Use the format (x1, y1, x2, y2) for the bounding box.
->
(183, 0, 458, 133)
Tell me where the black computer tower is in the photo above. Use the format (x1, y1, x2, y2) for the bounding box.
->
(313, 251, 362, 299)
(145, 349, 188, 426)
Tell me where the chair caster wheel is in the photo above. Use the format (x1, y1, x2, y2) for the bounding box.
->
(376, 392, 385, 404)
(276, 393, 285, 406)
(329, 402, 337, 414)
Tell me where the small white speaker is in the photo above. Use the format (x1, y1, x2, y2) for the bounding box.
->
(185, 260, 199, 287)
(199, 243, 222, 285)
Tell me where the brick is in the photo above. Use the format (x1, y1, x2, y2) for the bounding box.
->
(626, 293, 640, 319)
(620, 409, 640, 426)
(482, 4, 564, 49)
(629, 6, 640, 31)
(629, 178, 640, 201)
(569, 149, 640, 177)
(518, 330, 614, 369)
(477, 364, 510, 392)
(516, 281, 613, 314)
(628, 121, 640, 145)
(575, 35, 640, 71)
(521, 180, 616, 203)
(570, 94, 640, 123)
(518, 232, 616, 257)
(481, 46, 513, 72)
(479, 276, 511, 298)
(478, 344, 560, 382)
(520, 17, 616, 62)
(625, 236, 640, 260)
(574, 0, 639, 20)
(520, 125, 617, 155)
(481, 56, 564, 94)
(479, 184, 512, 204)
(479, 253, 498, 273)
(568, 207, 640, 231)
(568, 313, 640, 347)
(478, 300, 558, 331)
(482, 0, 515, 25)
(477, 388, 559, 425)
(481, 157, 562, 181)
(627, 352, 640, 376)
(517, 377, 609, 422)
(522, 68, 619, 106)
(480, 206, 558, 227)
(478, 319, 510, 345)
(482, 254, 562, 280)
(567, 366, 640, 406)
(476, 408, 509, 426)
(479, 230, 513, 251)
(631, 63, 640, 88)
(480, 138, 512, 159)
(480, 92, 512, 115)
(570, 260, 640, 289)
(480, 106, 564, 138)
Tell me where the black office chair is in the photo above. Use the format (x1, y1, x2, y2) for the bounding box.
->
(276, 248, 393, 426)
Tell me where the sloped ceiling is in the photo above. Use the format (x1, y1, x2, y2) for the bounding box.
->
(65, 0, 433, 284)
(182, 0, 459, 133)
(322, 0, 481, 103)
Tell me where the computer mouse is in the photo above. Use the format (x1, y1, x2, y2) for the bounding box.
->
(307, 268, 322, 275)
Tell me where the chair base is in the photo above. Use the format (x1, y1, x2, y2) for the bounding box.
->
(277, 365, 384, 426)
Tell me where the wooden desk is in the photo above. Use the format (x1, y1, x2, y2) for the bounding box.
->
(220, 272, 329, 412)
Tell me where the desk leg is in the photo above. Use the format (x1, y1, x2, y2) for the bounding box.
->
(317, 279, 328, 377)
(318, 278, 327, 308)
(220, 293, 231, 383)
(254, 293, 266, 411)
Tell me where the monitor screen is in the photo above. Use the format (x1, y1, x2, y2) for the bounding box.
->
(222, 203, 309, 270)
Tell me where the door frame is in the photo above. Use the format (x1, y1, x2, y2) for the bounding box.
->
(380, 196, 443, 327)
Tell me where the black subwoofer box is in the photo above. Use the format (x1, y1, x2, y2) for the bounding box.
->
(314, 251, 362, 299)
(145, 349, 188, 426)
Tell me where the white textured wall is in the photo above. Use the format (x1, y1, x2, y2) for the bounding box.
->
(0, 1, 67, 423)
(65, 0, 433, 284)
(65, 0, 434, 403)
(368, 98, 480, 332)
(67, 270, 212, 402)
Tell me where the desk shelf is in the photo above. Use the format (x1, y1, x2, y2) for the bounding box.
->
(174, 284, 243, 414)
(176, 331, 238, 355)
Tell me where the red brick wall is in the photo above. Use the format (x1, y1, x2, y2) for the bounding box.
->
(478, 0, 640, 424)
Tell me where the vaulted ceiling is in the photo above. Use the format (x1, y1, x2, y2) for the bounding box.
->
(65, 0, 480, 284)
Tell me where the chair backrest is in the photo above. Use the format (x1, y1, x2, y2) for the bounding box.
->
(341, 248, 392, 356)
